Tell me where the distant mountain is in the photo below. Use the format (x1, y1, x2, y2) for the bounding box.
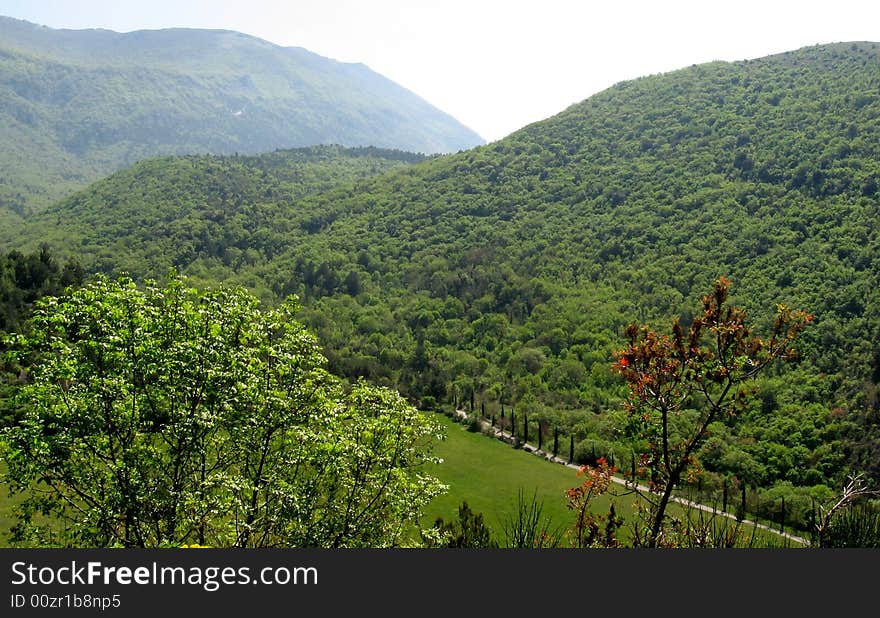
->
(0, 16, 483, 214)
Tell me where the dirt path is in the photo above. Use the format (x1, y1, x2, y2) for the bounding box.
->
(452, 409, 809, 546)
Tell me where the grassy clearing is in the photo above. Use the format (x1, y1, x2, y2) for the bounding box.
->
(421, 413, 805, 548)
(422, 413, 629, 545)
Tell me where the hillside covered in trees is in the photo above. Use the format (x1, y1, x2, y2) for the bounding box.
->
(5, 145, 427, 287)
(8, 41, 880, 524)
(0, 16, 483, 215)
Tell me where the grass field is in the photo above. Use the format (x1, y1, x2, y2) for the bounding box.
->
(421, 413, 804, 548)
(420, 414, 592, 544)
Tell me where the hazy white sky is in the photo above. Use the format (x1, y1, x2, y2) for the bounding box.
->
(1, 0, 878, 142)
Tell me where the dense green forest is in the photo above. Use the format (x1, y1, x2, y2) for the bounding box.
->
(5, 41, 880, 530)
(0, 245, 83, 333)
(0, 15, 483, 214)
(4, 145, 428, 288)
(0, 245, 84, 425)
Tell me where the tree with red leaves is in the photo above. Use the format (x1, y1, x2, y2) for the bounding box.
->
(566, 457, 623, 547)
(613, 276, 812, 547)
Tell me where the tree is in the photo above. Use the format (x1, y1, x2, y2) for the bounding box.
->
(811, 473, 880, 547)
(612, 276, 811, 547)
(423, 501, 497, 548)
(566, 457, 623, 548)
(1, 274, 446, 548)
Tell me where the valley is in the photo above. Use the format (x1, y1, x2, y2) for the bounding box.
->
(1, 25, 879, 547)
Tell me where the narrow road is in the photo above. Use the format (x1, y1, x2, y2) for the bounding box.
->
(452, 409, 808, 546)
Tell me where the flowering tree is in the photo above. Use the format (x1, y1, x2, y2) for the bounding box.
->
(612, 277, 812, 547)
(1, 275, 446, 547)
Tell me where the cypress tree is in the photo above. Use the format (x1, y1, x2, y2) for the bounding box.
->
(481, 401, 485, 418)
(553, 427, 559, 457)
(537, 422, 543, 451)
(722, 480, 728, 513)
(810, 498, 817, 540)
(511, 411, 515, 441)
(780, 497, 786, 533)
(524, 414, 529, 444)
(568, 434, 574, 464)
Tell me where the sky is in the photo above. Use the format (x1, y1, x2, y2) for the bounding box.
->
(1, 0, 879, 143)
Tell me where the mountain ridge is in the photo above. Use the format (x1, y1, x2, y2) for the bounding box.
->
(0, 15, 484, 214)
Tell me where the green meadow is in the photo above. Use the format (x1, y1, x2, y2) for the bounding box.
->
(421, 413, 805, 548)
(421, 413, 594, 541)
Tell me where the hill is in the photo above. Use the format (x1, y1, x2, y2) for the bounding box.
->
(7, 144, 426, 290)
(0, 16, 483, 215)
(11, 42, 880, 522)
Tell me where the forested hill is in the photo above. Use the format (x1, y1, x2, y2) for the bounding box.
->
(10, 145, 427, 288)
(0, 16, 483, 215)
(15, 42, 880, 498)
